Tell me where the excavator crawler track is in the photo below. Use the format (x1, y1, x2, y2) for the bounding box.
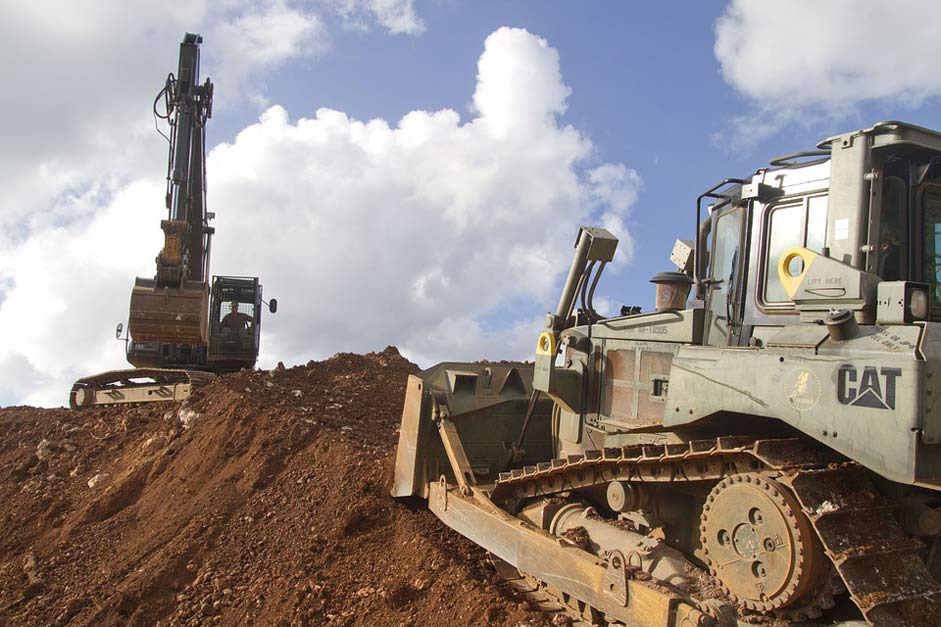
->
(491, 436, 941, 626)
(69, 368, 215, 410)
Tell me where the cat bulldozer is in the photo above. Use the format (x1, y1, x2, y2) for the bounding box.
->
(393, 121, 941, 626)
(70, 34, 275, 410)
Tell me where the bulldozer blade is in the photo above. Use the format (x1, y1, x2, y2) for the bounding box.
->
(128, 277, 208, 345)
(391, 362, 553, 499)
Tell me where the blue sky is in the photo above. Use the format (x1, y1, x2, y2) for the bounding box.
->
(202, 0, 941, 315)
(2, 0, 940, 406)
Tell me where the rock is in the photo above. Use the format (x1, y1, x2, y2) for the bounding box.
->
(178, 408, 200, 429)
(142, 435, 165, 452)
(36, 439, 52, 461)
(291, 390, 303, 398)
(22, 551, 41, 584)
(86, 473, 108, 489)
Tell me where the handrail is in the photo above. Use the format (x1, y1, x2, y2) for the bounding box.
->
(695, 179, 745, 299)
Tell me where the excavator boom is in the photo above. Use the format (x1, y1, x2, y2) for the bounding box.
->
(128, 32, 214, 346)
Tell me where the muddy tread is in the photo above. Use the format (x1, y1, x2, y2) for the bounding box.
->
(492, 436, 941, 626)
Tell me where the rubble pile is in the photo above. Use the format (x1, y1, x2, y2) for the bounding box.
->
(0, 348, 549, 626)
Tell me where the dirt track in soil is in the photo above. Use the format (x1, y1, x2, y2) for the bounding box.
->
(0, 347, 553, 627)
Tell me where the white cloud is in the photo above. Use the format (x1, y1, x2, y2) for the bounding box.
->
(714, 0, 941, 146)
(0, 181, 163, 406)
(0, 0, 328, 252)
(0, 26, 638, 407)
(210, 1, 327, 107)
(327, 0, 426, 35)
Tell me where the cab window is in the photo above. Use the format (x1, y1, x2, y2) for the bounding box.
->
(763, 195, 829, 304)
(880, 176, 908, 281)
(923, 186, 941, 305)
(704, 207, 743, 345)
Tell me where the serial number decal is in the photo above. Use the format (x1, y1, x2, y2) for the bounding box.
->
(636, 325, 668, 335)
(837, 365, 902, 410)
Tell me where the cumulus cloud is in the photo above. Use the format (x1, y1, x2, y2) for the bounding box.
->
(0, 0, 405, 248)
(210, 1, 327, 108)
(713, 0, 941, 146)
(0, 181, 163, 405)
(0, 27, 638, 407)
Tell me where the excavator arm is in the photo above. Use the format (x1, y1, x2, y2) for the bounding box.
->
(128, 33, 215, 345)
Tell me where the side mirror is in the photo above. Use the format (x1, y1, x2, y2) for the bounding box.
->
(115, 322, 124, 340)
(269, 298, 278, 314)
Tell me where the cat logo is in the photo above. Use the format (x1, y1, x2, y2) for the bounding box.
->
(837, 365, 902, 410)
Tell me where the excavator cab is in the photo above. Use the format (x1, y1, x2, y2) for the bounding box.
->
(207, 275, 268, 368)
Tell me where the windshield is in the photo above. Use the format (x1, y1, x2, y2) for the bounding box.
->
(924, 186, 941, 305)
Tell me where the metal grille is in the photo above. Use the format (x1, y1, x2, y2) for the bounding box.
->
(209, 276, 259, 358)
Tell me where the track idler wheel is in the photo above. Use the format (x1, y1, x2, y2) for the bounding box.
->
(700, 474, 827, 616)
(69, 384, 94, 411)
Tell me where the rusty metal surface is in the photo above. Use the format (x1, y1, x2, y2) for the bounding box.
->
(785, 468, 941, 626)
(489, 555, 599, 627)
(428, 482, 712, 627)
(700, 474, 827, 614)
(490, 436, 941, 625)
(128, 278, 209, 345)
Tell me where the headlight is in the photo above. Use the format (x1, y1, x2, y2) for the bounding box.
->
(910, 288, 929, 320)
(877, 281, 931, 324)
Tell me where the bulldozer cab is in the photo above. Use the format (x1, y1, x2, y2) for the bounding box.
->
(697, 121, 941, 348)
(207, 275, 264, 366)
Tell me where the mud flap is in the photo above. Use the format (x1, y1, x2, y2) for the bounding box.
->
(128, 277, 208, 344)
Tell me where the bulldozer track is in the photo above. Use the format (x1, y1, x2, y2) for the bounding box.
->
(70, 368, 215, 410)
(490, 554, 601, 627)
(492, 436, 941, 626)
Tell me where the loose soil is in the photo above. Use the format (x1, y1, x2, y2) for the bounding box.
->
(0, 347, 551, 627)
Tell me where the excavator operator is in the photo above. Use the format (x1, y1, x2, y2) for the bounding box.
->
(221, 301, 252, 334)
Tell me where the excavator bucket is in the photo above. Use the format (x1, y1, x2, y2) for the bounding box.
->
(392, 362, 554, 499)
(127, 277, 209, 345)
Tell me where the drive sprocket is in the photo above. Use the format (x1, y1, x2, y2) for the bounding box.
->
(700, 473, 827, 615)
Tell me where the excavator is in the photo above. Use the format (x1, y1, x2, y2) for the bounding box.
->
(70, 33, 275, 410)
(393, 121, 941, 626)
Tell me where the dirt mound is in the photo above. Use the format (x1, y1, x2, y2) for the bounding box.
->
(0, 347, 549, 626)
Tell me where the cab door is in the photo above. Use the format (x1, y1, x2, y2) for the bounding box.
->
(704, 206, 745, 345)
